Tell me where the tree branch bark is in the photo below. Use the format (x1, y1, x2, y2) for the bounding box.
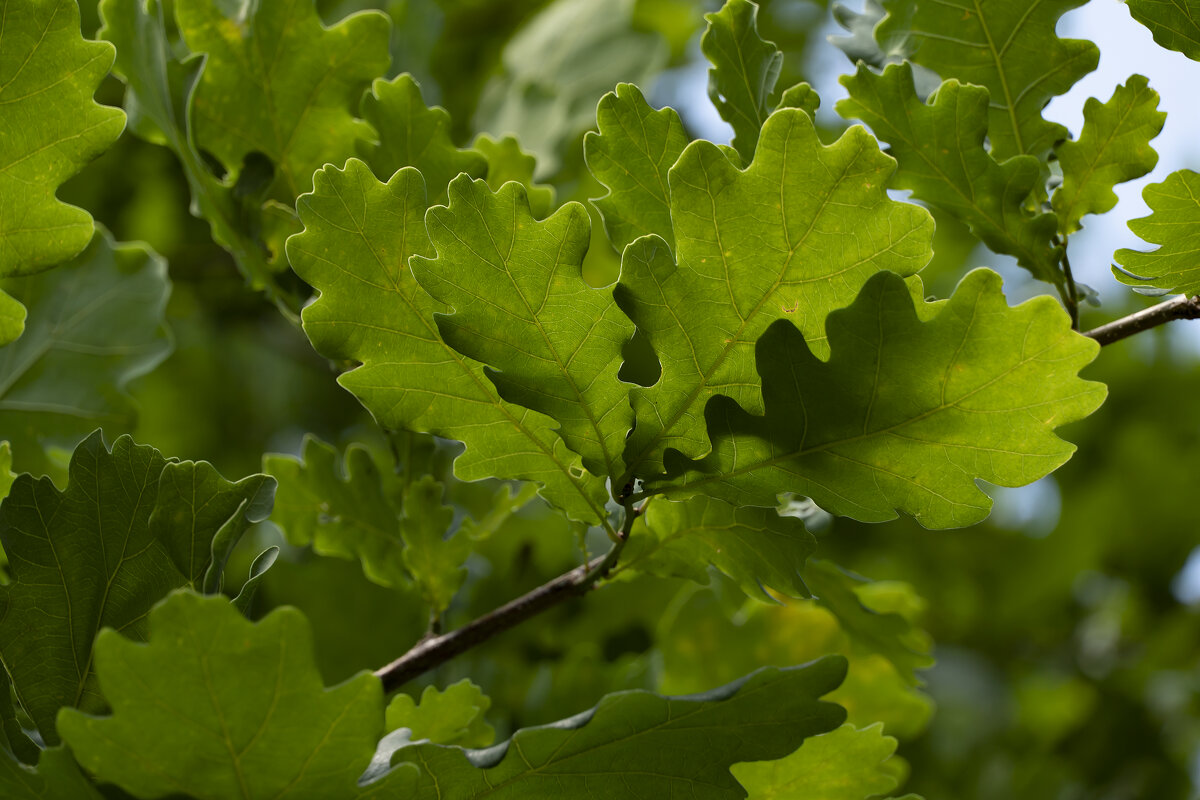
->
(1084, 295, 1200, 347)
(375, 537, 627, 693)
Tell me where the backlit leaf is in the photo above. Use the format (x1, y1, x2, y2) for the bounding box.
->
(731, 723, 906, 800)
(386, 680, 495, 748)
(618, 108, 933, 476)
(1114, 170, 1200, 296)
(1127, 0, 1200, 61)
(58, 592, 382, 800)
(0, 433, 275, 743)
(359, 74, 488, 203)
(287, 160, 610, 525)
(702, 0, 783, 162)
(175, 0, 390, 199)
(877, 0, 1098, 162)
(659, 269, 1105, 529)
(412, 176, 635, 478)
(838, 62, 1061, 285)
(400, 476, 466, 615)
(0, 0, 124, 286)
(585, 83, 689, 253)
(472, 134, 556, 220)
(1053, 75, 1165, 235)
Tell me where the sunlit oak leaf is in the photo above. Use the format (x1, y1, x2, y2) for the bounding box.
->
(1054, 75, 1165, 235)
(400, 476, 468, 616)
(0, 0, 124, 287)
(413, 176, 635, 479)
(731, 723, 906, 800)
(702, 0, 782, 162)
(776, 82, 820, 118)
(175, 0, 390, 199)
(0, 231, 171, 477)
(0, 444, 13, 504)
(359, 74, 487, 204)
(287, 160, 610, 525)
(619, 495, 815, 602)
(838, 62, 1061, 286)
(0, 432, 275, 743)
(0, 291, 24, 346)
(585, 83, 689, 254)
(472, 134, 556, 221)
(618, 108, 933, 477)
(58, 592, 382, 800)
(265, 436, 407, 587)
(367, 659, 847, 800)
(658, 269, 1106, 529)
(1114, 170, 1200, 296)
(877, 0, 1098, 162)
(1127, 0, 1200, 62)
(386, 680, 495, 748)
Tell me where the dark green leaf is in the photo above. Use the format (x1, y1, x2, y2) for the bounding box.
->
(0, 231, 171, 477)
(1127, 0, 1200, 61)
(400, 476, 466, 615)
(0, 747, 102, 800)
(58, 592, 383, 800)
(0, 432, 274, 742)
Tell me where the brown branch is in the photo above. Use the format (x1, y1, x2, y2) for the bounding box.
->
(375, 535, 628, 693)
(1084, 295, 1200, 347)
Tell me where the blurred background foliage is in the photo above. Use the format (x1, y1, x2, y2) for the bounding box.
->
(9, 0, 1199, 797)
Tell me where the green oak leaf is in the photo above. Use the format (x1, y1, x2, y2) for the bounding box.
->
(619, 495, 815, 602)
(1054, 75, 1165, 235)
(0, 0, 125, 288)
(0, 231, 171, 477)
(400, 476, 467, 616)
(584, 83, 689, 254)
(702, 0, 783, 162)
(877, 0, 1098, 162)
(0, 291, 24, 347)
(264, 436, 407, 587)
(1127, 0, 1200, 61)
(0, 747, 102, 800)
(287, 160, 610, 525)
(58, 592, 383, 800)
(776, 82, 820, 117)
(1114, 170, 1200, 295)
(98, 0, 298, 304)
(175, 0, 389, 199)
(805, 560, 933, 686)
(0, 443, 13, 504)
(617, 108, 933, 476)
(658, 269, 1105, 529)
(359, 74, 488, 203)
(376, 658, 848, 799)
(473, 134, 556, 220)
(0, 432, 275, 743)
(386, 680, 495, 748)
(732, 723, 905, 799)
(838, 62, 1061, 285)
(413, 176, 635, 479)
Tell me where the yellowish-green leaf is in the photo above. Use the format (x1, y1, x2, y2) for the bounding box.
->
(473, 134, 556, 220)
(1054, 75, 1165, 235)
(659, 269, 1106, 529)
(1114, 169, 1200, 296)
(413, 176, 635, 479)
(287, 160, 610, 525)
(386, 680, 494, 748)
(400, 476, 466, 615)
(702, 0, 783, 162)
(0, 0, 124, 285)
(618, 108, 933, 476)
